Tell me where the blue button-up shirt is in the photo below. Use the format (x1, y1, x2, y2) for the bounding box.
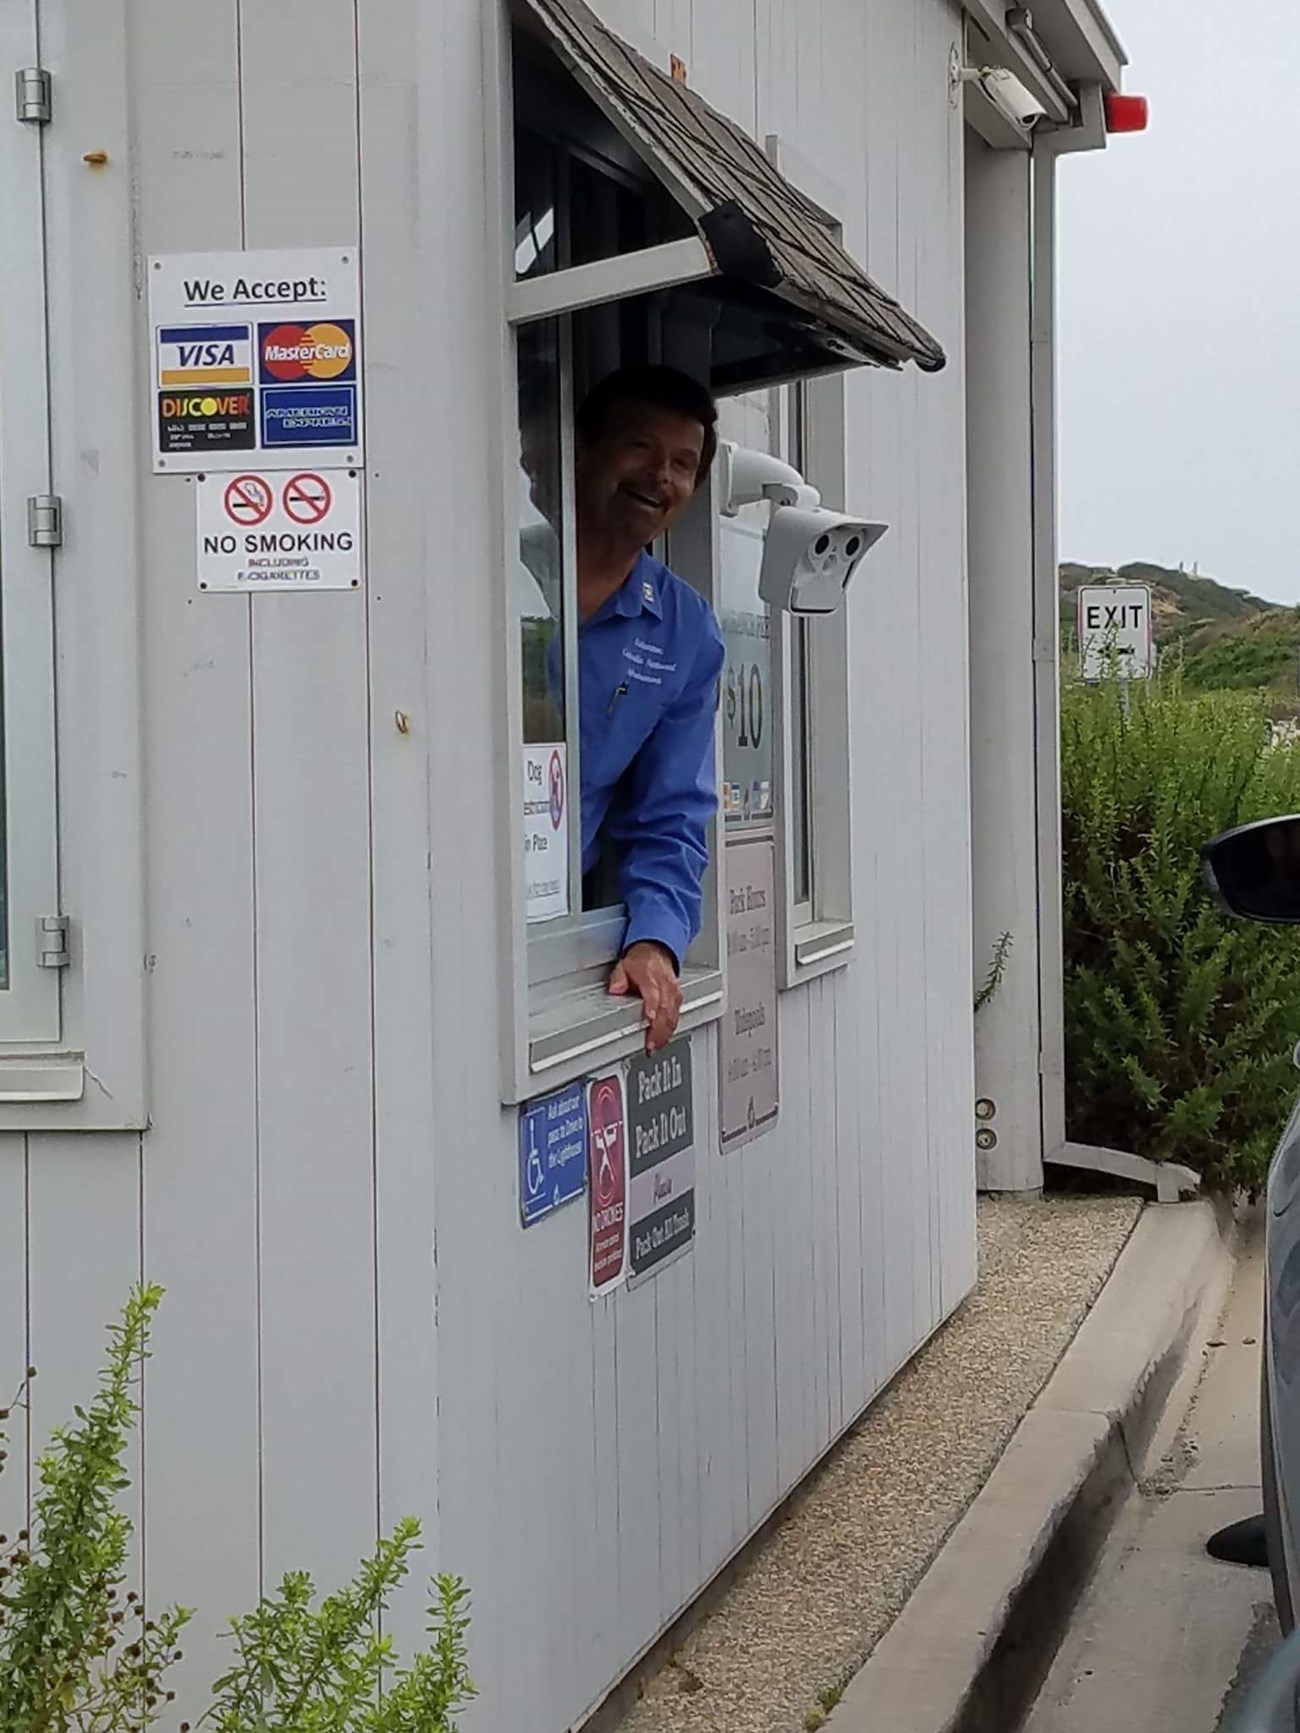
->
(579, 551, 725, 969)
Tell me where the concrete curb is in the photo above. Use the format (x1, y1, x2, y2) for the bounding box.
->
(830, 1199, 1235, 1733)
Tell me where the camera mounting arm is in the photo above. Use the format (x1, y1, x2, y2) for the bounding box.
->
(718, 441, 821, 515)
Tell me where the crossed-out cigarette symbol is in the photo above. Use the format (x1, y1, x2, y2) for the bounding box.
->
(592, 1084, 620, 1205)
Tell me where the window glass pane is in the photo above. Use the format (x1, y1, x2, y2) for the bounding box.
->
(568, 151, 648, 267)
(791, 618, 812, 906)
(514, 127, 558, 279)
(516, 320, 570, 924)
(788, 383, 814, 902)
(517, 322, 564, 739)
(719, 516, 773, 829)
(575, 288, 653, 915)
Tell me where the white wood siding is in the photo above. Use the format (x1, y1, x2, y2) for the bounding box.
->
(0, 0, 976, 1728)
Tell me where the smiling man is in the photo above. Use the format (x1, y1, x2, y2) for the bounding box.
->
(573, 365, 725, 1052)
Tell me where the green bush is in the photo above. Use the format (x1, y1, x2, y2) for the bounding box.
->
(1180, 621, 1300, 693)
(0, 1288, 474, 1733)
(1062, 672, 1300, 1192)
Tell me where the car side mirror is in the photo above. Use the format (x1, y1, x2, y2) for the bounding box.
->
(1202, 815, 1300, 924)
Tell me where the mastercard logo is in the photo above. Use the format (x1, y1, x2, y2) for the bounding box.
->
(259, 320, 355, 383)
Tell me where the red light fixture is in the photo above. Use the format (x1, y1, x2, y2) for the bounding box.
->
(1105, 92, 1149, 133)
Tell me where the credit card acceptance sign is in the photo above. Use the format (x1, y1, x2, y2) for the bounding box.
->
(149, 248, 362, 473)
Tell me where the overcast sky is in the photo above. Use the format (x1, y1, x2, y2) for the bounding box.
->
(1056, 0, 1300, 603)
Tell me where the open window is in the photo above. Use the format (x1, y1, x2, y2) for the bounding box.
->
(509, 44, 728, 1096)
(494, 0, 944, 1100)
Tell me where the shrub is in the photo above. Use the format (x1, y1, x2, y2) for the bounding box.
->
(1062, 671, 1300, 1192)
(0, 1289, 474, 1733)
(0, 1287, 189, 1733)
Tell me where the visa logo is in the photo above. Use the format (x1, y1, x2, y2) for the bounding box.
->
(158, 322, 252, 387)
(179, 341, 237, 367)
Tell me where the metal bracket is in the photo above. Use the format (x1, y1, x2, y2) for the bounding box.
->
(27, 494, 63, 548)
(37, 914, 70, 969)
(1048, 1139, 1200, 1205)
(15, 67, 51, 125)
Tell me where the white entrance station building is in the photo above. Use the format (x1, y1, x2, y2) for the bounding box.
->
(0, 0, 1136, 1726)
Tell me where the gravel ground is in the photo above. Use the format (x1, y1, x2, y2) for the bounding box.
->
(612, 1193, 1144, 1733)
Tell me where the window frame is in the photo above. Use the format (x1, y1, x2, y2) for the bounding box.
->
(713, 367, 856, 990)
(0, 0, 63, 1058)
(748, 132, 856, 989)
(0, 0, 149, 1126)
(493, 12, 725, 1104)
(771, 367, 856, 990)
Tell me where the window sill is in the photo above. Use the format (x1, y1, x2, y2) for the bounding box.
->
(0, 1052, 84, 1101)
(522, 964, 724, 1096)
(0, 1051, 145, 1131)
(780, 918, 854, 988)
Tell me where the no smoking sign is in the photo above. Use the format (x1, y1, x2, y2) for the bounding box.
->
(196, 468, 362, 593)
(224, 474, 273, 526)
(283, 472, 332, 524)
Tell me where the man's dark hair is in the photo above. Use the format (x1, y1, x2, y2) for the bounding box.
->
(576, 365, 718, 485)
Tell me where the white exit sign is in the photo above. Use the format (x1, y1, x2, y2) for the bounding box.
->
(1077, 584, 1155, 683)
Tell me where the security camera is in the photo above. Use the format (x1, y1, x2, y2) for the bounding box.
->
(961, 65, 1048, 130)
(718, 440, 889, 615)
(759, 506, 888, 615)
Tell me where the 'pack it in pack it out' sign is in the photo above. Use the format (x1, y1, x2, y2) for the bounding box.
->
(148, 249, 362, 474)
(626, 1039, 695, 1280)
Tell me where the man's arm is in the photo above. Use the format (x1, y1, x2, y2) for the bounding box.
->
(603, 617, 725, 1046)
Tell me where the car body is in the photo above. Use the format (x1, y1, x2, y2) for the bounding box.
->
(1202, 817, 1300, 1633)
(1202, 818, 1300, 1727)
(1265, 1097, 1300, 1631)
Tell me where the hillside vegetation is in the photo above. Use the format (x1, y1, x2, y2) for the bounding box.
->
(1061, 560, 1300, 705)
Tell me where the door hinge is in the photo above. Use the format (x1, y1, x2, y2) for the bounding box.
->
(27, 495, 63, 548)
(37, 915, 70, 969)
(15, 67, 52, 125)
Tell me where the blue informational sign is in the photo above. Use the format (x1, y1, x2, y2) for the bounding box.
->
(518, 1082, 587, 1227)
(260, 383, 357, 448)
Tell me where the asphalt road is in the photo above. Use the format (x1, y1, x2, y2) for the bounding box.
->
(1025, 1230, 1284, 1733)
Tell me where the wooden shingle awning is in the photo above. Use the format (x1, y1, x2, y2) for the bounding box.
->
(512, 0, 947, 383)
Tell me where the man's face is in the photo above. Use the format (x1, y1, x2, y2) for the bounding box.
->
(575, 398, 706, 548)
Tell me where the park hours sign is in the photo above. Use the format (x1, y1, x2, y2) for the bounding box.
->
(1077, 583, 1155, 683)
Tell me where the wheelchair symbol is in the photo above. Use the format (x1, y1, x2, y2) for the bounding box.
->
(525, 1118, 546, 1200)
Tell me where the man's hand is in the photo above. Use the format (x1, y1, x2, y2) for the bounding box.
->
(608, 940, 682, 1053)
